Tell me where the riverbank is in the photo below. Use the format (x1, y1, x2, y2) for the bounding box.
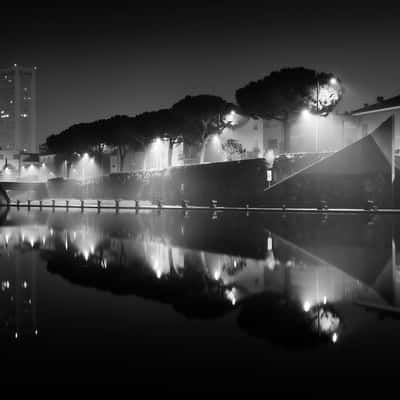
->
(3, 198, 400, 214)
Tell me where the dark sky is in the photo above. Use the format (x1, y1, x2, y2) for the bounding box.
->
(2, 4, 400, 144)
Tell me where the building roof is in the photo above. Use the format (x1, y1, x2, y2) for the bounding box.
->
(352, 95, 400, 116)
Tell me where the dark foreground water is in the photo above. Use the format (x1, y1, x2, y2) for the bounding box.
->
(1, 207, 400, 389)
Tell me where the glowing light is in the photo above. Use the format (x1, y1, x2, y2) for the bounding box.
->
(155, 137, 162, 145)
(23, 281, 28, 289)
(265, 149, 275, 166)
(265, 251, 276, 271)
(153, 259, 161, 278)
(323, 296, 327, 305)
(83, 251, 89, 261)
(34, 329, 38, 335)
(225, 289, 236, 306)
(332, 333, 338, 343)
(302, 109, 311, 117)
(214, 270, 221, 281)
(14, 332, 18, 339)
(83, 153, 89, 160)
(212, 135, 220, 144)
(303, 301, 311, 312)
(330, 77, 338, 85)
(225, 110, 236, 123)
(311, 84, 341, 112)
(267, 235, 273, 251)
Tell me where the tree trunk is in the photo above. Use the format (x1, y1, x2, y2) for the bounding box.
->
(199, 120, 211, 163)
(282, 118, 290, 153)
(119, 146, 126, 172)
(168, 139, 174, 167)
(168, 247, 177, 276)
(199, 136, 209, 163)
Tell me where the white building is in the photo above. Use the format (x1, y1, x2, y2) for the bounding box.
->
(352, 95, 400, 151)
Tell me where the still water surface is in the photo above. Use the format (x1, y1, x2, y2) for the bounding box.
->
(1, 207, 400, 387)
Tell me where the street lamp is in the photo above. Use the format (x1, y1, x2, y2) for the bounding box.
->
(329, 77, 338, 85)
(314, 75, 338, 153)
(315, 78, 321, 153)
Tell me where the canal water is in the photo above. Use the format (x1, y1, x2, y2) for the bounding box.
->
(1, 207, 400, 388)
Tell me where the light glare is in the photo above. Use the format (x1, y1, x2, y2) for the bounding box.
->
(330, 77, 338, 85)
(303, 301, 311, 312)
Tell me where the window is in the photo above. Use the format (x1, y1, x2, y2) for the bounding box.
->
(268, 139, 278, 149)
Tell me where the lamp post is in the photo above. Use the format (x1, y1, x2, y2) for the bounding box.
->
(315, 76, 337, 153)
(315, 79, 320, 153)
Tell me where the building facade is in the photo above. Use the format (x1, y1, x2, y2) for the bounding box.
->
(352, 95, 400, 152)
(0, 65, 37, 153)
(263, 111, 361, 155)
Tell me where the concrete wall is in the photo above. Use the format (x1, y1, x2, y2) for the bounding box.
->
(78, 158, 269, 206)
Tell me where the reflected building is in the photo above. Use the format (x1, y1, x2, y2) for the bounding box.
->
(34, 213, 380, 325)
(0, 224, 40, 340)
(3, 209, 400, 347)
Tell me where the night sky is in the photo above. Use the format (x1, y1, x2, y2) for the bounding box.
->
(2, 4, 400, 145)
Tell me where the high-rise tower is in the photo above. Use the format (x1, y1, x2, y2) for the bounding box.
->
(0, 65, 37, 152)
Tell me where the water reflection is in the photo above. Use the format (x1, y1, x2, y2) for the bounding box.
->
(0, 208, 398, 348)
